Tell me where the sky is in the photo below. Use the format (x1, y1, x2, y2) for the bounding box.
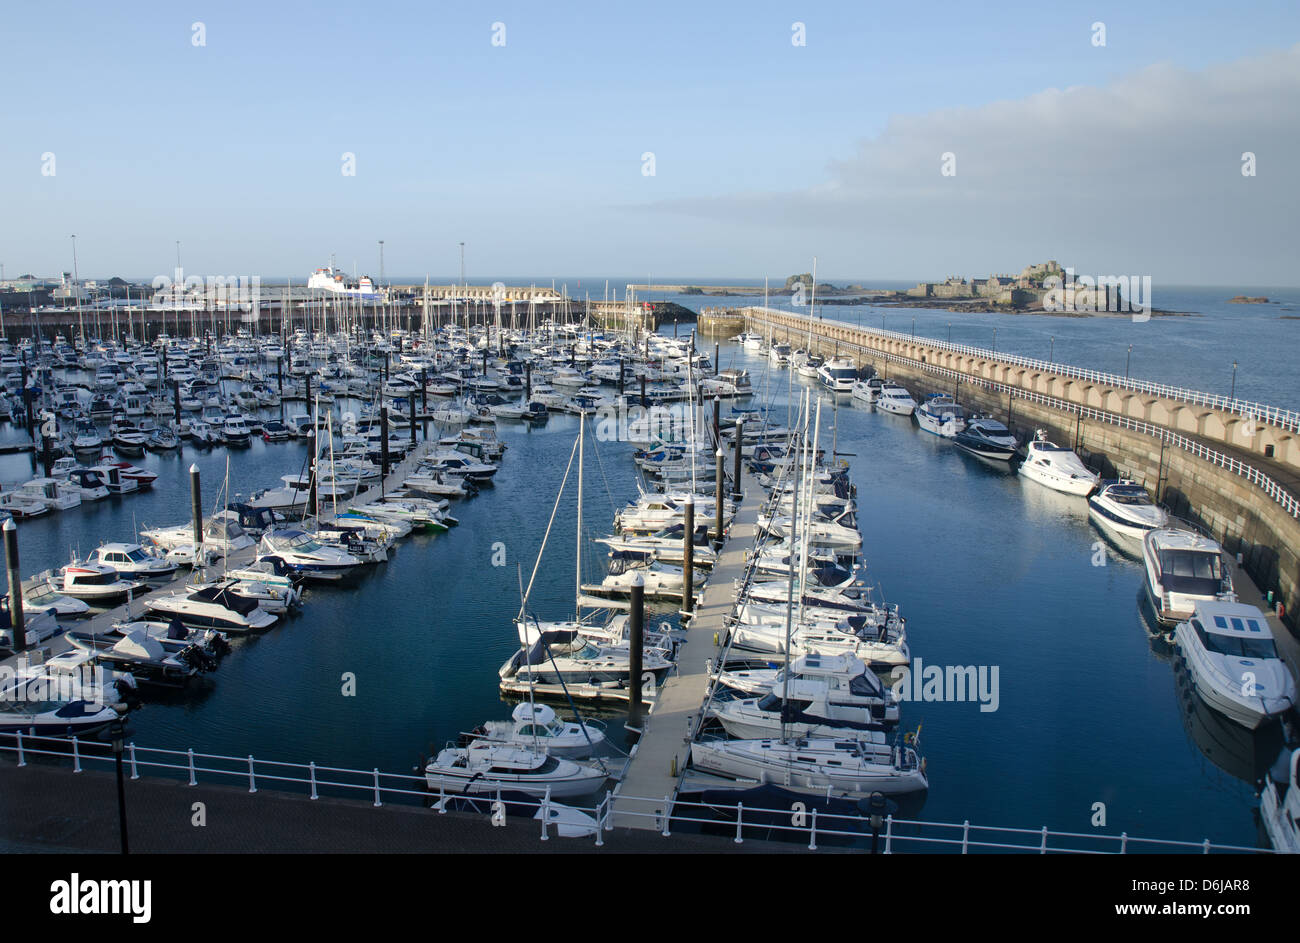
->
(1, 0, 1298, 285)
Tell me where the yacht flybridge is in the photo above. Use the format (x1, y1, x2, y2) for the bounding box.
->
(1142, 527, 1235, 626)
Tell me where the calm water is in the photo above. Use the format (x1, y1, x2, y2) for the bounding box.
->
(657, 283, 1300, 411)
(1, 342, 1283, 846)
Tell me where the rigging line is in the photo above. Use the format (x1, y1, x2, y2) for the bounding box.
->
(516, 429, 581, 621)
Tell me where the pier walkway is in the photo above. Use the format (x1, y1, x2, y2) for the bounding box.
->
(610, 466, 762, 830)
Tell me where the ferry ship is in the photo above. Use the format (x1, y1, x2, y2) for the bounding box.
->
(308, 264, 380, 299)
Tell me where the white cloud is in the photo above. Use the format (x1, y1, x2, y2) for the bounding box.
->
(637, 45, 1300, 283)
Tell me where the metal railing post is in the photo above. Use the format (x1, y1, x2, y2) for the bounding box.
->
(437, 776, 445, 812)
(961, 820, 970, 853)
(1040, 826, 1049, 853)
(808, 808, 818, 851)
(309, 761, 318, 799)
(15, 730, 24, 767)
(128, 743, 138, 780)
(247, 755, 258, 793)
(540, 786, 550, 841)
(373, 768, 382, 807)
(735, 801, 744, 844)
(1120, 832, 1128, 854)
(71, 735, 81, 772)
(662, 794, 672, 837)
(884, 814, 893, 854)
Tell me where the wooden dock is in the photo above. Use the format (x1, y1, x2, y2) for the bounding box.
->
(610, 466, 762, 830)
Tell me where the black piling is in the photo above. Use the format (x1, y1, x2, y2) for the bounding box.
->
(4, 519, 25, 652)
(408, 389, 417, 448)
(172, 379, 182, 428)
(189, 463, 204, 568)
(420, 370, 428, 440)
(380, 406, 390, 496)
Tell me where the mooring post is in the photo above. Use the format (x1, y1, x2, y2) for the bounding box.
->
(629, 573, 645, 728)
(420, 370, 428, 440)
(380, 406, 390, 495)
(714, 342, 719, 375)
(682, 495, 694, 618)
(189, 464, 204, 570)
(172, 378, 182, 429)
(4, 518, 25, 652)
(732, 419, 744, 501)
(618, 358, 625, 396)
(712, 396, 720, 443)
(278, 353, 285, 421)
(525, 361, 532, 400)
(640, 375, 647, 408)
(714, 448, 725, 547)
(408, 389, 416, 448)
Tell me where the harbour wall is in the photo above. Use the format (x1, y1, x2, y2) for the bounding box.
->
(741, 308, 1300, 634)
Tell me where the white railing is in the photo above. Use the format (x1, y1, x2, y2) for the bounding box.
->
(751, 310, 1300, 521)
(744, 306, 1300, 434)
(0, 732, 1268, 854)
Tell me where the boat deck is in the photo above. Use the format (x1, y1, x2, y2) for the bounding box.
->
(610, 463, 762, 830)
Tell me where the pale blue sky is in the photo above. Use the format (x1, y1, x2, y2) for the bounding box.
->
(2, 1, 1298, 283)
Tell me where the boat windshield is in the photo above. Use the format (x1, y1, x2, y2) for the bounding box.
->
(125, 548, 149, 563)
(1158, 549, 1222, 582)
(290, 534, 322, 552)
(1108, 489, 1151, 505)
(1192, 620, 1278, 659)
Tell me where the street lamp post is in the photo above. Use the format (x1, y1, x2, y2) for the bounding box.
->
(992, 328, 997, 356)
(911, 316, 915, 340)
(1125, 345, 1132, 381)
(947, 322, 951, 342)
(1230, 361, 1238, 403)
(1049, 335, 1055, 364)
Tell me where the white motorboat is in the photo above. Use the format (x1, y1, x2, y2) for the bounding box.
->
(465, 703, 607, 759)
(0, 669, 128, 737)
(915, 394, 966, 437)
(424, 740, 606, 799)
(874, 382, 916, 416)
(1173, 600, 1296, 729)
(689, 736, 928, 796)
(257, 528, 360, 580)
(88, 542, 179, 581)
(850, 377, 880, 405)
(1, 597, 62, 647)
(817, 357, 858, 393)
(1142, 528, 1235, 626)
(145, 583, 278, 633)
(1088, 480, 1169, 540)
(730, 602, 910, 667)
(46, 562, 139, 603)
(1018, 431, 1099, 496)
(19, 582, 91, 619)
(141, 517, 256, 557)
(17, 478, 81, 511)
(1261, 748, 1300, 854)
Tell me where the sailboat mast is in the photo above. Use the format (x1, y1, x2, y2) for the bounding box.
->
(575, 413, 583, 621)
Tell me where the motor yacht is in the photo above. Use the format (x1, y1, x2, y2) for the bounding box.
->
(257, 528, 360, 580)
(88, 542, 179, 581)
(915, 394, 966, 437)
(1142, 528, 1236, 626)
(874, 382, 917, 416)
(1018, 430, 1099, 496)
(1088, 480, 1169, 540)
(145, 583, 278, 633)
(46, 562, 139, 603)
(953, 416, 1017, 460)
(463, 703, 607, 759)
(424, 740, 606, 799)
(1173, 600, 1295, 729)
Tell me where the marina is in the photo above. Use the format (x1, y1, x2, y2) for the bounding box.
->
(3, 9, 1299, 915)
(0, 315, 1295, 856)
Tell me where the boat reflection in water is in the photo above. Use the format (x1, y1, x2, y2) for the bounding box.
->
(1172, 658, 1286, 786)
